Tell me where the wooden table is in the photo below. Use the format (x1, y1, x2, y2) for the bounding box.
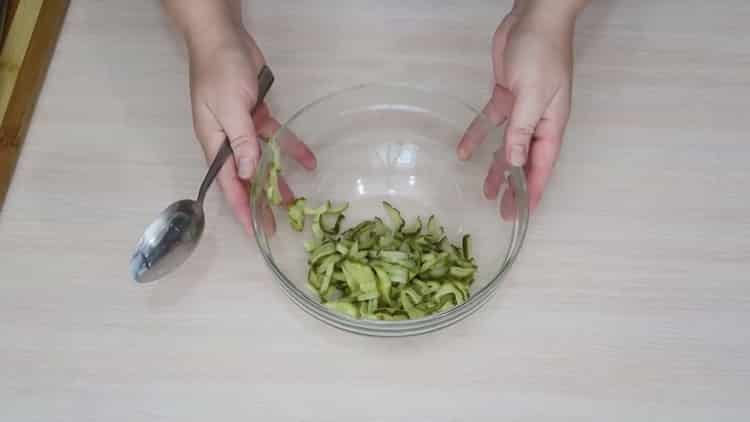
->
(2, 1, 749, 420)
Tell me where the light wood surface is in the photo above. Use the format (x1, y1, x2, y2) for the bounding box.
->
(2, 0, 749, 420)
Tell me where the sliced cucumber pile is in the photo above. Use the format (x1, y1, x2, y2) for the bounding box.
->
(291, 200, 476, 320)
(263, 137, 477, 320)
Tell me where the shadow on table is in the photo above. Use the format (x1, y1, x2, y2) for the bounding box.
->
(145, 232, 217, 309)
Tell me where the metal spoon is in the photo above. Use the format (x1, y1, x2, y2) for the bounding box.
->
(130, 65, 274, 283)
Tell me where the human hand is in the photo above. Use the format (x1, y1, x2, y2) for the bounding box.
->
(458, 1, 582, 218)
(187, 26, 316, 233)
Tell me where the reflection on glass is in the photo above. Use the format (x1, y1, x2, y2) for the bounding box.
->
(375, 142, 419, 169)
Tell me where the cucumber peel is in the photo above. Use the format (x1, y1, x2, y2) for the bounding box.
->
(264, 137, 283, 206)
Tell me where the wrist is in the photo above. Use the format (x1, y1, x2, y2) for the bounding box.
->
(185, 20, 245, 59)
(513, 0, 586, 28)
(163, 0, 245, 56)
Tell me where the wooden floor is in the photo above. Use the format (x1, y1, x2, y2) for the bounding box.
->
(0, 1, 749, 420)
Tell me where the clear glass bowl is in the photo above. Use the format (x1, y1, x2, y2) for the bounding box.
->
(251, 84, 528, 336)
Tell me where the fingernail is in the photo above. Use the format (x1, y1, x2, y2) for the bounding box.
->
(308, 154, 318, 170)
(238, 158, 252, 179)
(509, 144, 527, 167)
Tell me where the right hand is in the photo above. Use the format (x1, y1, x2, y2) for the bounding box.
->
(457, 1, 580, 219)
(187, 26, 316, 233)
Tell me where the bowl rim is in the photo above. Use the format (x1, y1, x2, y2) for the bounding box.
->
(251, 82, 529, 336)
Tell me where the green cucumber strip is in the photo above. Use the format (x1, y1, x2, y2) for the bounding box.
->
(325, 301, 360, 318)
(373, 266, 393, 306)
(307, 268, 321, 290)
(349, 240, 359, 257)
(326, 201, 349, 214)
(270, 136, 281, 164)
(342, 261, 377, 294)
(373, 217, 388, 236)
(288, 197, 306, 231)
(266, 168, 282, 206)
(304, 202, 329, 216)
(400, 290, 426, 319)
(380, 250, 409, 263)
(264, 138, 283, 206)
(438, 301, 456, 312)
(461, 234, 472, 260)
(434, 282, 466, 305)
(304, 238, 321, 253)
(426, 215, 444, 241)
(335, 242, 349, 256)
(402, 216, 422, 235)
(357, 291, 380, 301)
(403, 287, 422, 305)
(340, 262, 359, 294)
(449, 266, 476, 279)
(454, 256, 477, 269)
(320, 260, 335, 294)
(367, 298, 378, 314)
(309, 242, 336, 265)
(317, 253, 342, 271)
(453, 281, 470, 303)
(382, 201, 405, 232)
(428, 263, 448, 278)
(358, 230, 377, 250)
(378, 232, 394, 248)
(311, 220, 325, 241)
(424, 281, 441, 294)
(320, 213, 345, 235)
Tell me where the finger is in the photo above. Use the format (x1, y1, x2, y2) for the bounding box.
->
(504, 87, 550, 167)
(218, 97, 261, 180)
(278, 175, 295, 207)
(484, 148, 509, 200)
(260, 200, 277, 237)
(491, 13, 519, 83)
(194, 103, 254, 234)
(500, 185, 517, 221)
(254, 103, 317, 170)
(215, 159, 254, 235)
(526, 118, 564, 212)
(457, 85, 513, 160)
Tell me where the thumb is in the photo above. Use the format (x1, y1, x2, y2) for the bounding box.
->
(218, 97, 260, 180)
(504, 88, 548, 167)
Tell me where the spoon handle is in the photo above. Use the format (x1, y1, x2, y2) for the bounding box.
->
(196, 65, 275, 204)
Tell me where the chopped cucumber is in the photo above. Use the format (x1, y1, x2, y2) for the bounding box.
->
(265, 179, 479, 320)
(298, 202, 478, 320)
(288, 198, 306, 231)
(382, 201, 405, 232)
(264, 137, 283, 206)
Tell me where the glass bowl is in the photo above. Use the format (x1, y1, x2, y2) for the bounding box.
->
(251, 84, 528, 337)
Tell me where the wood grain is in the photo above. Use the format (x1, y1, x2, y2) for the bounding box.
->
(0, 0, 69, 208)
(0, 1, 749, 421)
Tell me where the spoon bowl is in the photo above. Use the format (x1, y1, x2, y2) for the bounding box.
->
(130, 199, 204, 283)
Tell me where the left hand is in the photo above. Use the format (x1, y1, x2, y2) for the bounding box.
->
(458, 4, 577, 218)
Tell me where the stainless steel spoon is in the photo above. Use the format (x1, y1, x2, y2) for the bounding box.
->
(130, 65, 274, 283)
